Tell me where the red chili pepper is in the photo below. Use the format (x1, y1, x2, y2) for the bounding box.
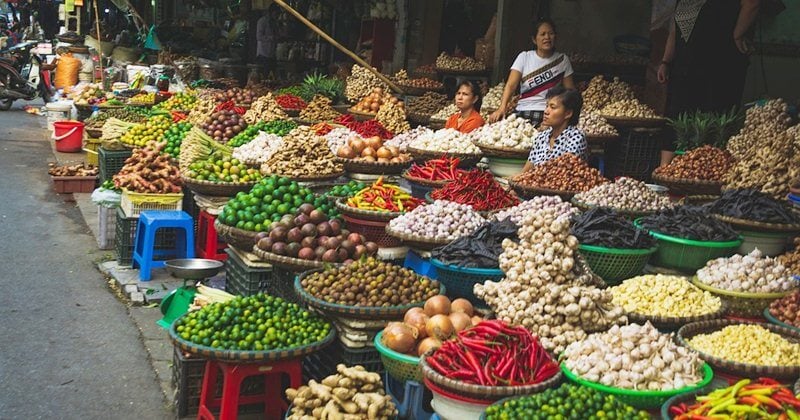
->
(275, 94, 307, 110)
(669, 405, 686, 416)
(759, 378, 781, 386)
(425, 355, 451, 375)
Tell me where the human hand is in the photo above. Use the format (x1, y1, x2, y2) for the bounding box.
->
(734, 37, 753, 54)
(488, 109, 504, 123)
(657, 63, 669, 84)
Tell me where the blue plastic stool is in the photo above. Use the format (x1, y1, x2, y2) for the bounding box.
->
(133, 210, 195, 280)
(403, 250, 437, 278)
(384, 372, 434, 420)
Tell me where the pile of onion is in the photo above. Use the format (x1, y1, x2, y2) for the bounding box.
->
(380, 295, 482, 357)
(336, 135, 410, 164)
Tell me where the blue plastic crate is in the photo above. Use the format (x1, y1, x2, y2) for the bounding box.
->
(384, 373, 434, 420)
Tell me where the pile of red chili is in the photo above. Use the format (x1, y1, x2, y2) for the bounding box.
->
(335, 115, 393, 139)
(426, 320, 559, 386)
(214, 100, 247, 114)
(431, 170, 520, 212)
(311, 122, 334, 136)
(275, 94, 307, 110)
(406, 157, 463, 181)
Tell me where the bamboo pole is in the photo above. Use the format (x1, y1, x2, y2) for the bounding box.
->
(92, 0, 104, 84)
(271, 0, 404, 94)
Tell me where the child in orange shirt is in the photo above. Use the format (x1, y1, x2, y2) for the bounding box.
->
(445, 80, 485, 134)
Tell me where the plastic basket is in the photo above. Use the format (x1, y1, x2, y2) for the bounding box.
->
(114, 208, 178, 266)
(84, 137, 101, 166)
(578, 244, 657, 286)
(428, 259, 503, 308)
(120, 189, 183, 218)
(97, 205, 116, 250)
(561, 362, 714, 409)
(633, 219, 742, 272)
(374, 331, 421, 383)
(223, 248, 273, 297)
(691, 276, 795, 318)
(342, 214, 401, 248)
(301, 339, 383, 380)
(98, 147, 132, 183)
(51, 175, 98, 194)
(408, 180, 435, 200)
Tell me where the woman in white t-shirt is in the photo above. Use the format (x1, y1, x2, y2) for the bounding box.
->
(488, 19, 575, 127)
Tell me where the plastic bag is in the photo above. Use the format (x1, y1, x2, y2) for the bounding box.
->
(91, 187, 121, 208)
(54, 53, 80, 89)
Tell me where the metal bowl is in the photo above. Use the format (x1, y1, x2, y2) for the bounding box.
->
(646, 184, 669, 194)
(164, 259, 224, 280)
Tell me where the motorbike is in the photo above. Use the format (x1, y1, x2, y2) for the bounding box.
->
(0, 40, 55, 110)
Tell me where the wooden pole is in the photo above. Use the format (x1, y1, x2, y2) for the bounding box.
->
(271, 0, 404, 94)
(92, 0, 104, 84)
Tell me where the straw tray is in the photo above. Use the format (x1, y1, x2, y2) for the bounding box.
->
(434, 67, 489, 76)
(407, 147, 481, 168)
(397, 84, 444, 96)
(182, 177, 255, 197)
(561, 362, 713, 409)
(420, 354, 563, 401)
(347, 108, 376, 121)
(337, 157, 412, 175)
(250, 246, 341, 272)
(335, 198, 404, 222)
(712, 213, 800, 233)
(214, 219, 259, 251)
(294, 270, 443, 320)
(169, 318, 335, 362)
(508, 181, 580, 201)
(407, 112, 431, 125)
(650, 173, 724, 196)
(270, 171, 345, 183)
(626, 303, 727, 332)
(85, 127, 103, 138)
(475, 144, 530, 159)
(679, 195, 720, 206)
(677, 319, 800, 379)
(599, 115, 667, 127)
(401, 171, 452, 188)
(384, 225, 451, 251)
(691, 276, 795, 318)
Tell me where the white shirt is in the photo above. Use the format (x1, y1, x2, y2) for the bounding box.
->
(511, 51, 574, 112)
(256, 15, 275, 58)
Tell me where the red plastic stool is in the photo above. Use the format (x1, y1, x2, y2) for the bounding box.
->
(197, 358, 302, 420)
(196, 211, 227, 261)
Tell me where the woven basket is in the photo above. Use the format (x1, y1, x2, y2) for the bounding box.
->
(294, 270, 444, 320)
(169, 318, 336, 362)
(677, 319, 800, 379)
(475, 144, 529, 159)
(763, 308, 800, 334)
(182, 177, 256, 197)
(651, 173, 724, 196)
(397, 84, 445, 96)
(335, 198, 404, 222)
(384, 225, 451, 251)
(434, 67, 488, 76)
(401, 171, 453, 188)
(86, 127, 103, 138)
(250, 246, 341, 272)
(407, 147, 482, 168)
(420, 353, 563, 401)
(508, 181, 581, 201)
(678, 195, 720, 206)
(267, 171, 345, 183)
(407, 112, 432, 125)
(599, 115, 667, 128)
(585, 134, 619, 144)
(561, 362, 713, 410)
(626, 302, 727, 332)
(691, 276, 795, 318)
(571, 198, 657, 220)
(215, 220, 260, 251)
(337, 157, 412, 175)
(374, 331, 421, 382)
(347, 108, 377, 121)
(712, 214, 800, 233)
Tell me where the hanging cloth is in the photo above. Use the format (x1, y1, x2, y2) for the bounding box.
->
(674, 0, 707, 42)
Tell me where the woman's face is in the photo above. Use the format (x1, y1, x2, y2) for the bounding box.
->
(454, 85, 478, 111)
(543, 96, 572, 127)
(534, 23, 556, 52)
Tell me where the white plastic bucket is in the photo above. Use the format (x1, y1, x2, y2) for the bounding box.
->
(738, 230, 793, 256)
(46, 101, 73, 131)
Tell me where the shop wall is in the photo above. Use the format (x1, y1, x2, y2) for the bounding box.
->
(743, 5, 800, 103)
(548, 0, 652, 56)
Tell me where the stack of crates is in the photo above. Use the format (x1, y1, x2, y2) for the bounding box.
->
(114, 208, 178, 266)
(99, 147, 132, 183)
(224, 248, 273, 296)
(302, 339, 383, 382)
(97, 205, 117, 250)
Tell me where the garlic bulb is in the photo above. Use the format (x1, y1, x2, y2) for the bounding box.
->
(409, 128, 481, 154)
(469, 114, 536, 150)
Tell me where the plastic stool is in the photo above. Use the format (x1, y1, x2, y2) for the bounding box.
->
(196, 211, 227, 261)
(385, 372, 434, 420)
(198, 359, 302, 420)
(132, 210, 195, 281)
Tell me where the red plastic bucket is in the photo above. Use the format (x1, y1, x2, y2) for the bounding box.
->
(52, 121, 84, 153)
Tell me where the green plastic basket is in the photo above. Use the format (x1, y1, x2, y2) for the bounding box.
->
(561, 362, 714, 409)
(429, 259, 504, 308)
(373, 331, 421, 383)
(578, 244, 657, 285)
(763, 308, 800, 334)
(690, 276, 795, 318)
(633, 219, 742, 272)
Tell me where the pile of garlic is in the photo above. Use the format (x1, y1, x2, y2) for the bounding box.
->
(384, 126, 431, 152)
(482, 83, 505, 111)
(469, 114, 536, 150)
(475, 209, 626, 353)
(697, 249, 796, 294)
(387, 200, 485, 241)
(430, 104, 458, 122)
(493, 195, 578, 226)
(562, 322, 705, 391)
(232, 132, 283, 165)
(578, 112, 618, 137)
(409, 128, 481, 154)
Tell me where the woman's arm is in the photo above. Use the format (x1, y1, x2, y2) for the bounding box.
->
(562, 75, 575, 89)
(734, 0, 760, 54)
(522, 161, 534, 172)
(658, 17, 676, 84)
(489, 70, 522, 122)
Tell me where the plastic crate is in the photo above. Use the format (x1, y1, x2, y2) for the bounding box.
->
(114, 208, 178, 266)
(171, 346, 264, 417)
(270, 266, 299, 304)
(98, 147, 132, 183)
(120, 189, 183, 217)
(84, 137, 101, 166)
(428, 259, 503, 308)
(302, 339, 383, 381)
(224, 248, 273, 297)
(578, 244, 657, 286)
(342, 214, 401, 248)
(51, 175, 98, 194)
(385, 374, 434, 420)
(97, 205, 116, 250)
(606, 127, 662, 182)
(182, 190, 200, 235)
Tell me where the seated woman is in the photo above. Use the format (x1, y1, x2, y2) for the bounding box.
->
(445, 80, 485, 134)
(523, 86, 586, 171)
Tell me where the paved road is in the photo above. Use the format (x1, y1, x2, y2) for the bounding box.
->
(0, 102, 170, 419)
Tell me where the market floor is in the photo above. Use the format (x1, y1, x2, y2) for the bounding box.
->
(0, 102, 171, 419)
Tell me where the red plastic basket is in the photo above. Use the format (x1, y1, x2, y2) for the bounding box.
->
(342, 214, 401, 248)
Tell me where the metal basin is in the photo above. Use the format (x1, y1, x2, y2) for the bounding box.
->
(646, 184, 669, 194)
(164, 259, 224, 280)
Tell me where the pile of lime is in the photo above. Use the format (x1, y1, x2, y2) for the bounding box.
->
(175, 294, 331, 351)
(228, 120, 298, 148)
(324, 180, 366, 199)
(120, 115, 172, 147)
(161, 121, 192, 158)
(158, 92, 197, 111)
(185, 152, 262, 184)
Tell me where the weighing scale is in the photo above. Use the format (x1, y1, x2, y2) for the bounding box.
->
(157, 258, 224, 329)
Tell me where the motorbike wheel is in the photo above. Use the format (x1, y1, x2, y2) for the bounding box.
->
(0, 98, 13, 111)
(39, 83, 53, 103)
